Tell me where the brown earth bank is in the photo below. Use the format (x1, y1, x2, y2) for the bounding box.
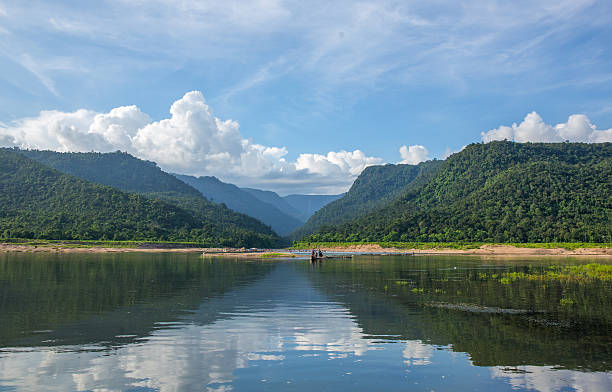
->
(0, 243, 294, 258)
(0, 243, 211, 253)
(1, 242, 611, 257)
(293, 244, 612, 257)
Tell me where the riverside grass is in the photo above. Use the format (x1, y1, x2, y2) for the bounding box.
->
(291, 241, 612, 251)
(259, 252, 295, 258)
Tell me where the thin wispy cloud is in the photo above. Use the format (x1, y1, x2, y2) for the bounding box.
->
(1, 1, 606, 99)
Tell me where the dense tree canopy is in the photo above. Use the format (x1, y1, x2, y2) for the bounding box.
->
(306, 142, 612, 243)
(0, 149, 279, 247)
(293, 160, 442, 239)
(21, 149, 202, 198)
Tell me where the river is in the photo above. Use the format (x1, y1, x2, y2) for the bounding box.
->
(0, 252, 610, 391)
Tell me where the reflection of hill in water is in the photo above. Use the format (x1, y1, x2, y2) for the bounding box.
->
(0, 261, 378, 391)
(1, 253, 610, 374)
(0, 253, 275, 348)
(300, 255, 612, 372)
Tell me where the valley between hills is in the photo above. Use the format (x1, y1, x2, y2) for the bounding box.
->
(1, 141, 611, 252)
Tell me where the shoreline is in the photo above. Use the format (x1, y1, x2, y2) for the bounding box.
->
(300, 244, 612, 257)
(1, 242, 611, 257)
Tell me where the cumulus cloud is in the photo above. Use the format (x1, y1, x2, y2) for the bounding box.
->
(399, 144, 429, 164)
(296, 150, 381, 177)
(0, 91, 381, 194)
(482, 112, 612, 143)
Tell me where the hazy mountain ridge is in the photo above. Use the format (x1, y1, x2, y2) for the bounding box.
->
(175, 175, 304, 236)
(282, 194, 344, 222)
(240, 188, 303, 220)
(305, 142, 612, 243)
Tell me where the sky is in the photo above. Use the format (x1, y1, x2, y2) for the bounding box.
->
(1, 0, 611, 194)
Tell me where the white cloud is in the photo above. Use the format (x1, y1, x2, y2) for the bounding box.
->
(482, 112, 612, 143)
(0, 91, 381, 194)
(490, 366, 612, 392)
(296, 150, 381, 177)
(399, 144, 429, 164)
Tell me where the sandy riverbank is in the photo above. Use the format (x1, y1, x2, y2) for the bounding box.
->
(1, 242, 611, 257)
(0, 243, 297, 258)
(0, 243, 210, 253)
(294, 244, 612, 257)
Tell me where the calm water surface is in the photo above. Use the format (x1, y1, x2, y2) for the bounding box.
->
(0, 252, 610, 391)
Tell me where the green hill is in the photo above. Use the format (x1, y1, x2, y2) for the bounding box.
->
(175, 175, 304, 236)
(20, 149, 202, 198)
(17, 149, 279, 243)
(0, 149, 279, 247)
(306, 142, 612, 243)
(293, 160, 441, 239)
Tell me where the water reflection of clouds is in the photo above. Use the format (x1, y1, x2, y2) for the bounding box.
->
(0, 301, 380, 391)
(491, 366, 612, 392)
(402, 340, 433, 366)
(3, 320, 607, 392)
(1, 260, 609, 392)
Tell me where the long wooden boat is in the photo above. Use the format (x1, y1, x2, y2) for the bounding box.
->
(310, 255, 352, 262)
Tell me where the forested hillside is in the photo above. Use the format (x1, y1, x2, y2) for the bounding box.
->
(0, 149, 279, 247)
(306, 142, 612, 243)
(21, 150, 201, 198)
(175, 174, 303, 235)
(293, 160, 441, 239)
(17, 148, 278, 242)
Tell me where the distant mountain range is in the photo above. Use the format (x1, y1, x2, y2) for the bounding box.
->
(174, 175, 342, 236)
(282, 194, 345, 222)
(175, 175, 298, 236)
(303, 142, 612, 243)
(239, 189, 343, 223)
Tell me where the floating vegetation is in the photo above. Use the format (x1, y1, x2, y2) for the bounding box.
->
(425, 302, 535, 315)
(478, 263, 612, 284)
(559, 297, 575, 306)
(259, 252, 295, 258)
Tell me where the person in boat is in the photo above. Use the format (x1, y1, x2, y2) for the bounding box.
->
(318, 249, 323, 258)
(311, 248, 316, 257)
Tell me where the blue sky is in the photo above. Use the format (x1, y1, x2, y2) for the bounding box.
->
(1, 0, 612, 194)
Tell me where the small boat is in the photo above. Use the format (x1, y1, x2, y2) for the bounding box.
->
(310, 254, 352, 262)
